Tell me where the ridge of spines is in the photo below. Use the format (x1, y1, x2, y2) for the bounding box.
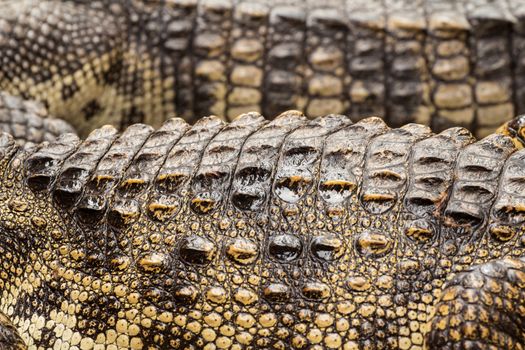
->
(189, 112, 267, 214)
(148, 115, 226, 221)
(489, 148, 525, 242)
(443, 133, 517, 231)
(17, 111, 525, 254)
(74, 124, 155, 225)
(318, 116, 389, 213)
(52, 125, 120, 207)
(230, 110, 308, 212)
(25, 133, 81, 192)
(404, 126, 475, 217)
(271, 113, 353, 209)
(108, 118, 191, 229)
(360, 123, 432, 214)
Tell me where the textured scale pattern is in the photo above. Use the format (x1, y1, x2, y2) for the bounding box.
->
(0, 92, 74, 146)
(0, 111, 523, 349)
(1, 0, 525, 138)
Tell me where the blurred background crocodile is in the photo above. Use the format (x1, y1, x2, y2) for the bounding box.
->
(0, 0, 525, 140)
(0, 111, 524, 349)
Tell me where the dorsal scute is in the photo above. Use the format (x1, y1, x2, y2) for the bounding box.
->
(405, 127, 475, 217)
(74, 124, 154, 225)
(319, 117, 389, 208)
(490, 149, 525, 235)
(272, 114, 352, 205)
(107, 118, 190, 229)
(148, 116, 226, 221)
(25, 133, 81, 191)
(231, 111, 307, 211)
(444, 134, 517, 229)
(360, 123, 432, 214)
(117, 118, 190, 197)
(155, 116, 226, 194)
(190, 112, 267, 214)
(52, 125, 119, 207)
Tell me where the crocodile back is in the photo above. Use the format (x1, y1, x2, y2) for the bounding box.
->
(0, 112, 524, 348)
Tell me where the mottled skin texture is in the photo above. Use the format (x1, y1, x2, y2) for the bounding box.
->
(0, 92, 74, 146)
(0, 111, 523, 349)
(1, 0, 525, 138)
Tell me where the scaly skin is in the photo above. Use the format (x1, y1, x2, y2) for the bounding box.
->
(0, 111, 524, 349)
(1, 0, 525, 138)
(0, 92, 74, 146)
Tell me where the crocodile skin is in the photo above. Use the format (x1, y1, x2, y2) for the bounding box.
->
(0, 111, 524, 349)
(0, 0, 525, 138)
(0, 92, 74, 146)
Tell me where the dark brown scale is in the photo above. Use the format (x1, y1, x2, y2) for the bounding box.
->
(360, 123, 432, 214)
(190, 112, 266, 214)
(404, 127, 475, 217)
(263, 5, 306, 117)
(318, 117, 388, 212)
(178, 235, 216, 266)
(310, 235, 344, 261)
(355, 230, 393, 257)
(231, 111, 307, 211)
(444, 134, 517, 233)
(224, 237, 259, 265)
(268, 234, 303, 263)
(53, 126, 119, 207)
(172, 285, 199, 304)
(25, 133, 80, 191)
(149, 116, 225, 221)
(301, 281, 331, 300)
(263, 283, 291, 303)
(75, 124, 153, 225)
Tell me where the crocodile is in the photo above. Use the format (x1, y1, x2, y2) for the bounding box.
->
(0, 110, 524, 349)
(1, 0, 525, 139)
